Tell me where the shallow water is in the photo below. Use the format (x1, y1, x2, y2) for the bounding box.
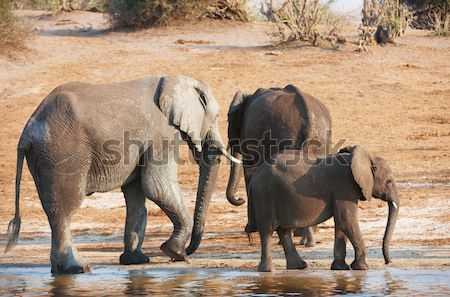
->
(0, 267, 448, 296)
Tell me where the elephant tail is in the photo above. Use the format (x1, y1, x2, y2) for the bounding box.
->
(5, 144, 27, 253)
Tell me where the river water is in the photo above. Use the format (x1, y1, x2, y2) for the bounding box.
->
(0, 267, 448, 296)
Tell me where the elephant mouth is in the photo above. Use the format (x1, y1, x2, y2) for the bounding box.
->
(183, 132, 241, 165)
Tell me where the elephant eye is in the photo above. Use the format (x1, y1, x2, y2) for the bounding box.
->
(196, 88, 207, 109)
(386, 179, 392, 185)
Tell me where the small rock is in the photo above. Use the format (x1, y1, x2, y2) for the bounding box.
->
(265, 50, 283, 56)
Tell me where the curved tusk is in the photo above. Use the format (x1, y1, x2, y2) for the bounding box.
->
(391, 202, 398, 210)
(220, 147, 242, 164)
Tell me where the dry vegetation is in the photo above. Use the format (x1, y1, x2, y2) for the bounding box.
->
(0, 0, 28, 56)
(358, 0, 412, 51)
(264, 0, 348, 47)
(407, 0, 449, 35)
(106, 0, 248, 28)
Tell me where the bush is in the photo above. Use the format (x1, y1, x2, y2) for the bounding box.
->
(404, 0, 449, 31)
(427, 1, 449, 36)
(266, 0, 348, 46)
(0, 0, 28, 56)
(106, 0, 248, 28)
(106, 0, 207, 28)
(12, 0, 105, 11)
(358, 0, 412, 50)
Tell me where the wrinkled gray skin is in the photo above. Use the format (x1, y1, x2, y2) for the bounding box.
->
(249, 146, 400, 272)
(6, 75, 235, 274)
(226, 85, 331, 244)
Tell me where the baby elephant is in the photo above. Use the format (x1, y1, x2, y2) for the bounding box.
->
(249, 146, 399, 272)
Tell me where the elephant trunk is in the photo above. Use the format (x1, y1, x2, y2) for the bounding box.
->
(185, 125, 223, 256)
(226, 143, 245, 206)
(382, 192, 399, 264)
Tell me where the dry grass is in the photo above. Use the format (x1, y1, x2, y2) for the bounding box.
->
(0, 0, 28, 56)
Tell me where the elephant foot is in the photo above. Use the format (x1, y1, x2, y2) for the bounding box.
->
(161, 241, 189, 263)
(287, 259, 308, 270)
(331, 260, 350, 270)
(51, 248, 90, 274)
(257, 261, 273, 272)
(120, 249, 150, 265)
(299, 237, 306, 245)
(304, 241, 315, 248)
(51, 262, 90, 275)
(350, 260, 368, 270)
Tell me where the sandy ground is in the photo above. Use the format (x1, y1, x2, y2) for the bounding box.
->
(0, 11, 449, 271)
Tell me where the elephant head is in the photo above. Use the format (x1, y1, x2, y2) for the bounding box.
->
(225, 91, 247, 206)
(157, 75, 239, 255)
(341, 145, 400, 264)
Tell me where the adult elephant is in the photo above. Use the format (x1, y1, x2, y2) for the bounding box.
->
(6, 75, 239, 274)
(226, 85, 332, 235)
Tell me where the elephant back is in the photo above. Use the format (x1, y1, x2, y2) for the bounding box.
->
(240, 85, 331, 164)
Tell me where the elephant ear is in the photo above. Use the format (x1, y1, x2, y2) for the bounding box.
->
(158, 75, 212, 152)
(228, 91, 245, 116)
(227, 91, 245, 141)
(350, 146, 374, 201)
(339, 146, 355, 154)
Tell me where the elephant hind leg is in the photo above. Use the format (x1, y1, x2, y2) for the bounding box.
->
(257, 229, 273, 272)
(36, 169, 89, 274)
(254, 197, 275, 272)
(277, 227, 308, 270)
(303, 226, 316, 247)
(120, 179, 149, 265)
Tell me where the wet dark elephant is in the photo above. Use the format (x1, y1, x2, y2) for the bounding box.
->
(225, 85, 332, 241)
(6, 75, 239, 274)
(249, 146, 399, 272)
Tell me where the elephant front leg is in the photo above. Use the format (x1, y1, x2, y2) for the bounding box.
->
(334, 200, 368, 270)
(277, 228, 308, 270)
(244, 170, 257, 234)
(331, 220, 350, 270)
(120, 180, 149, 265)
(142, 161, 192, 262)
(245, 197, 258, 233)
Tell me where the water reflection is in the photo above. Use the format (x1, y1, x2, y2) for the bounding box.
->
(0, 267, 448, 296)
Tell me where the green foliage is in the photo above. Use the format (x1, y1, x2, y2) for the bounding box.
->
(106, 0, 208, 28)
(0, 0, 28, 56)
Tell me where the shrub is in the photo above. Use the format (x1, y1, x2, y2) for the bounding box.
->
(106, 0, 205, 28)
(358, 0, 412, 50)
(106, 0, 248, 28)
(0, 0, 28, 56)
(265, 0, 348, 46)
(12, 1, 105, 11)
(428, 1, 449, 36)
(404, 0, 449, 31)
